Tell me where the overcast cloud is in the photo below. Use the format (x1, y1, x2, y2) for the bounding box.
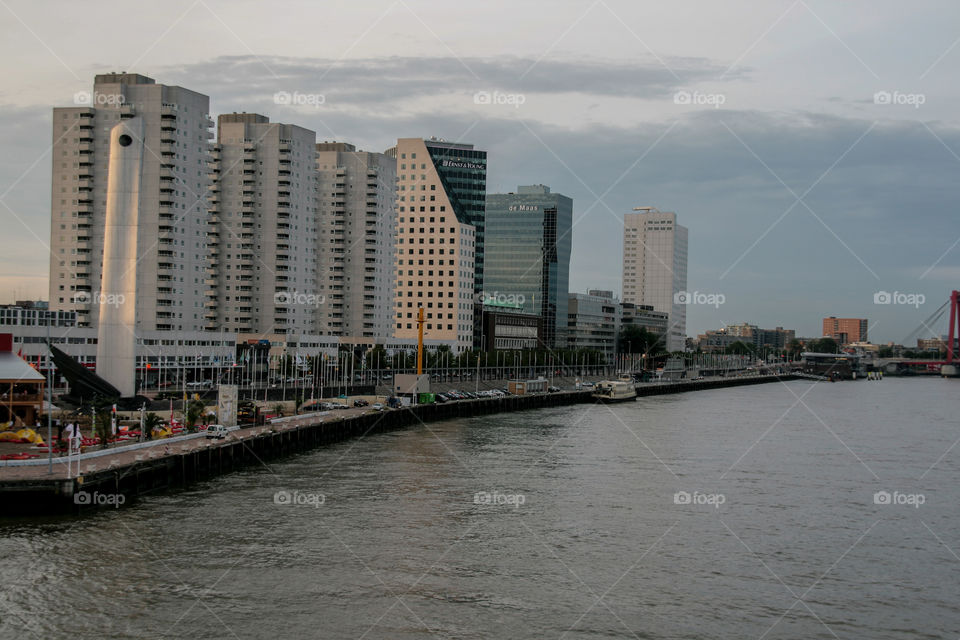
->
(1, 1, 958, 343)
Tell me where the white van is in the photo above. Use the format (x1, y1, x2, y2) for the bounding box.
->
(205, 424, 230, 439)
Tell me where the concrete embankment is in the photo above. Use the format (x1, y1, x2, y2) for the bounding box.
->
(0, 374, 797, 516)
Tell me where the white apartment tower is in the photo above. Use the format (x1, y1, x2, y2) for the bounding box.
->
(206, 113, 318, 335)
(315, 142, 397, 339)
(622, 208, 688, 352)
(49, 73, 213, 331)
(387, 138, 483, 352)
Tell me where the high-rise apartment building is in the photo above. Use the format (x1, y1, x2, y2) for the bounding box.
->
(387, 138, 485, 352)
(484, 185, 572, 348)
(206, 113, 317, 335)
(622, 208, 688, 352)
(49, 73, 213, 331)
(822, 317, 868, 345)
(315, 142, 397, 339)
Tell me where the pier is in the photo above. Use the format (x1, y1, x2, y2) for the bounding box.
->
(0, 374, 798, 515)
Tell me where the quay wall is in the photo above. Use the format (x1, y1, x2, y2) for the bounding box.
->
(0, 374, 798, 516)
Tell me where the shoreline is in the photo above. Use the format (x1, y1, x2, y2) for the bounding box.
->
(0, 374, 799, 516)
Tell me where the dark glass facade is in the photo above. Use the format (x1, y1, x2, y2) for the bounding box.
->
(484, 185, 573, 348)
(424, 140, 487, 296)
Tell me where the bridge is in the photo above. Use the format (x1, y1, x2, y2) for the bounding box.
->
(890, 289, 959, 377)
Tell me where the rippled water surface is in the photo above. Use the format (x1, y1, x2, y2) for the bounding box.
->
(2, 378, 958, 639)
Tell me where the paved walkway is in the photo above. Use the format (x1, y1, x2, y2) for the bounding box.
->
(0, 406, 373, 482)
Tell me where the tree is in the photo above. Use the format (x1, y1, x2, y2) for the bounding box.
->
(368, 344, 387, 371)
(787, 339, 804, 359)
(143, 413, 162, 441)
(810, 338, 839, 353)
(619, 325, 663, 355)
(877, 345, 894, 358)
(95, 410, 113, 449)
(185, 398, 206, 432)
(724, 341, 755, 355)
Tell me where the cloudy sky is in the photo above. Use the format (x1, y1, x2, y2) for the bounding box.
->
(1, 0, 958, 343)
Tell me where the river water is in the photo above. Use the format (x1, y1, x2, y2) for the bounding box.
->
(1, 378, 958, 639)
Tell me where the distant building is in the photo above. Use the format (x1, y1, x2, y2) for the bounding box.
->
(822, 317, 868, 345)
(315, 142, 397, 339)
(484, 185, 572, 348)
(387, 137, 486, 352)
(567, 291, 620, 360)
(697, 323, 796, 352)
(622, 208, 688, 352)
(917, 336, 957, 352)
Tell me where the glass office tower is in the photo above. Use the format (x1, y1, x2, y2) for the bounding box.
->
(484, 185, 573, 348)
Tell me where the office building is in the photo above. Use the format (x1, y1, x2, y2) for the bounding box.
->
(622, 207, 688, 352)
(480, 300, 542, 351)
(822, 317, 868, 345)
(484, 185, 572, 348)
(620, 303, 669, 337)
(388, 137, 485, 352)
(49, 72, 213, 331)
(567, 290, 620, 361)
(315, 142, 397, 339)
(0, 303, 76, 328)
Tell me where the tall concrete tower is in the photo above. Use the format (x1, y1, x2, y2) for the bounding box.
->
(96, 118, 144, 396)
(622, 208, 688, 352)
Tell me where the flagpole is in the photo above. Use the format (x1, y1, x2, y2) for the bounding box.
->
(46, 321, 53, 474)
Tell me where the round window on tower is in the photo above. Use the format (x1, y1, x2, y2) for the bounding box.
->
(118, 134, 132, 147)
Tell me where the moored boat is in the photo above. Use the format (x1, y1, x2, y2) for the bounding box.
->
(592, 379, 637, 402)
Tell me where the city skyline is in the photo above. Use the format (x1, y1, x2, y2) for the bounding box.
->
(1, 2, 958, 344)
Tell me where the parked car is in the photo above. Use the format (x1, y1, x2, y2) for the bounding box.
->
(205, 424, 229, 439)
(371, 403, 385, 411)
(548, 386, 561, 393)
(353, 399, 369, 407)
